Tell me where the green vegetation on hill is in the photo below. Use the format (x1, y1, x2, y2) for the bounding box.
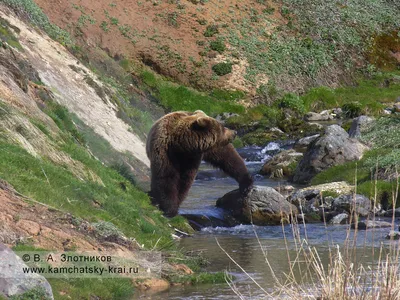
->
(226, 0, 400, 93)
(0, 101, 174, 250)
(225, 71, 400, 145)
(140, 70, 245, 116)
(2, 0, 71, 45)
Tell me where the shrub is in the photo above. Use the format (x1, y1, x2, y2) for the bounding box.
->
(212, 62, 232, 76)
(209, 38, 226, 53)
(342, 102, 362, 118)
(204, 24, 218, 37)
(277, 93, 305, 114)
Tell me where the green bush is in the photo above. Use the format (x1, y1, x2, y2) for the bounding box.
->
(277, 93, 305, 114)
(342, 102, 362, 118)
(204, 24, 219, 37)
(212, 62, 232, 76)
(209, 38, 226, 53)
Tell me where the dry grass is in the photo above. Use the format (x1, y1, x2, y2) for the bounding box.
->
(219, 168, 400, 299)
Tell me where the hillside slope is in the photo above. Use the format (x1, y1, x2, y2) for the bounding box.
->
(32, 0, 400, 98)
(1, 8, 149, 167)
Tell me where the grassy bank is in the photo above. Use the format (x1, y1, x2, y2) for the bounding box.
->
(226, 71, 400, 145)
(140, 69, 245, 116)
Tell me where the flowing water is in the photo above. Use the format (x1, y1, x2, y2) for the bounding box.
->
(139, 142, 398, 299)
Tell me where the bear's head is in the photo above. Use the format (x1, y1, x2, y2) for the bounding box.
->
(189, 110, 236, 148)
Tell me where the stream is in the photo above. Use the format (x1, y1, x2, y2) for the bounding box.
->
(140, 142, 398, 299)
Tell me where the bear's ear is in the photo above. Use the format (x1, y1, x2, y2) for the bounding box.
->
(194, 110, 206, 115)
(191, 117, 211, 130)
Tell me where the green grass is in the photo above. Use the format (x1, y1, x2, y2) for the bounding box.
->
(49, 278, 134, 300)
(301, 73, 400, 114)
(0, 99, 174, 249)
(223, 72, 400, 146)
(9, 287, 51, 300)
(0, 141, 173, 249)
(140, 70, 245, 116)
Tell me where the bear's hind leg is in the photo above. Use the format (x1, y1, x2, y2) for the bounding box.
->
(150, 175, 180, 217)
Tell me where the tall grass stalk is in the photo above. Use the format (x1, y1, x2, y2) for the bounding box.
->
(219, 167, 400, 299)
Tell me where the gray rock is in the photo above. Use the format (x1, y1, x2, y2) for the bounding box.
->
(351, 220, 392, 230)
(304, 112, 331, 121)
(332, 194, 371, 217)
(348, 116, 374, 139)
(386, 230, 400, 240)
(308, 122, 324, 129)
(396, 97, 400, 103)
(383, 108, 393, 115)
(270, 127, 284, 134)
(288, 189, 320, 206)
(394, 103, 400, 113)
(273, 185, 295, 196)
(216, 186, 298, 225)
(332, 107, 343, 118)
(329, 213, 349, 225)
(259, 150, 303, 178)
(0, 243, 53, 299)
(293, 134, 320, 153)
(384, 208, 400, 218)
(180, 213, 240, 230)
(292, 125, 369, 183)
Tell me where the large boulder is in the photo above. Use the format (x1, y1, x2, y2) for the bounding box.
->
(180, 213, 240, 230)
(287, 182, 354, 222)
(293, 134, 320, 153)
(351, 220, 392, 230)
(348, 116, 374, 139)
(216, 186, 298, 225)
(259, 150, 303, 178)
(332, 194, 371, 217)
(0, 243, 54, 299)
(292, 125, 369, 183)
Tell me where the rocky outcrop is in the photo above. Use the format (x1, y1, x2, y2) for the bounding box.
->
(329, 213, 349, 225)
(332, 194, 371, 217)
(348, 116, 374, 139)
(304, 111, 334, 121)
(293, 134, 320, 153)
(216, 186, 297, 225)
(0, 242, 54, 299)
(286, 183, 376, 223)
(288, 182, 353, 214)
(386, 230, 400, 240)
(351, 220, 392, 230)
(292, 125, 369, 183)
(259, 150, 303, 178)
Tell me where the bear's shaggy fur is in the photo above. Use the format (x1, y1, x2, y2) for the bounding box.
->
(146, 110, 253, 217)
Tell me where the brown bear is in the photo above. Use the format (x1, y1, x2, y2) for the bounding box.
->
(146, 110, 253, 217)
